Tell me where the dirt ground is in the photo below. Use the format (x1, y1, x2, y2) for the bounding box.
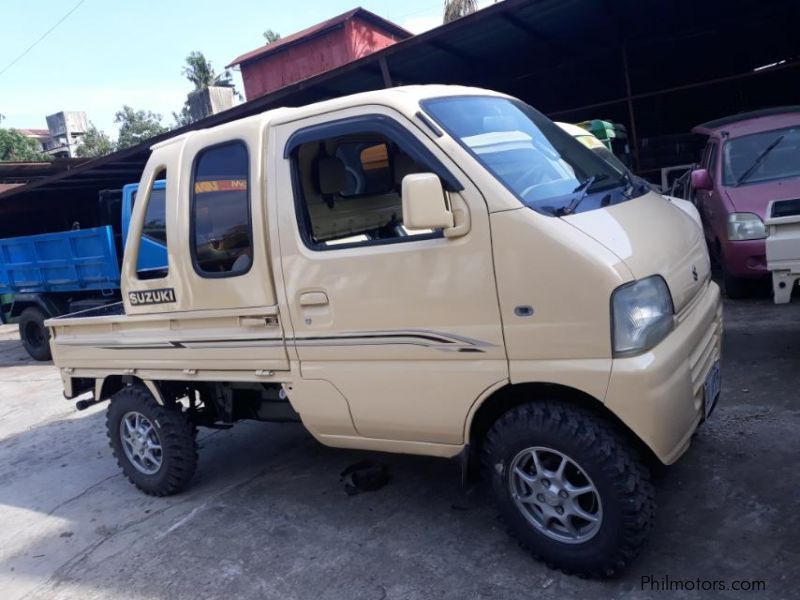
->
(0, 295, 798, 600)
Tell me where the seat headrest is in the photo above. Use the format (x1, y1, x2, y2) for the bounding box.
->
(318, 157, 346, 195)
(394, 153, 418, 186)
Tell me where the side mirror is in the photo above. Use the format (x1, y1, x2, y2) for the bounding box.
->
(402, 173, 454, 230)
(690, 168, 713, 191)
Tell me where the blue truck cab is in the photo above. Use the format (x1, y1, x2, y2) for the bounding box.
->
(0, 181, 166, 359)
(121, 180, 168, 277)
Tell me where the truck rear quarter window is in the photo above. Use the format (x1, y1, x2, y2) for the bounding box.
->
(190, 141, 253, 276)
(142, 188, 167, 244)
(136, 170, 169, 280)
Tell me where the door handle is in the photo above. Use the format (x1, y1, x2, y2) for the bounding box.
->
(299, 291, 329, 307)
(240, 316, 278, 327)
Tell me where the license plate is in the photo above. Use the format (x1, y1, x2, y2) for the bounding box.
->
(703, 360, 721, 419)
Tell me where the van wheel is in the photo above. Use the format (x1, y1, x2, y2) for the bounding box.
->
(18, 307, 52, 361)
(482, 401, 655, 578)
(106, 386, 198, 496)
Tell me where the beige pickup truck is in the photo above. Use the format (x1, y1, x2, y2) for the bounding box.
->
(48, 85, 722, 577)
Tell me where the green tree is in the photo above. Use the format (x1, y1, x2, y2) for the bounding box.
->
(175, 51, 239, 127)
(172, 104, 194, 129)
(0, 115, 51, 161)
(76, 124, 114, 158)
(181, 51, 233, 90)
(443, 0, 478, 23)
(114, 106, 168, 150)
(263, 28, 281, 44)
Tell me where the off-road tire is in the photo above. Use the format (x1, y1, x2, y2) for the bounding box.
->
(18, 307, 52, 361)
(107, 386, 198, 496)
(482, 401, 655, 578)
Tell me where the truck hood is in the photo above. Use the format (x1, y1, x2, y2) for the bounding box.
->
(563, 192, 710, 313)
(723, 178, 800, 219)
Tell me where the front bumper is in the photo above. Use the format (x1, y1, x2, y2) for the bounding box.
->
(722, 238, 767, 278)
(604, 281, 723, 464)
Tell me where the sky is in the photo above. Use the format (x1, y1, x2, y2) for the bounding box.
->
(0, 0, 493, 136)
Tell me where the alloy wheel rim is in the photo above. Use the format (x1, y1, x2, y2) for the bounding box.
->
(508, 446, 602, 544)
(120, 411, 163, 475)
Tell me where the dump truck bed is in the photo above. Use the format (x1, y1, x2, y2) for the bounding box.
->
(0, 226, 120, 295)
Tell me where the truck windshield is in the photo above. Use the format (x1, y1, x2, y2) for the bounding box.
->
(422, 96, 641, 215)
(722, 125, 800, 186)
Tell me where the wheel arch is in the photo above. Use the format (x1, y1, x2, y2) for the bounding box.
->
(9, 293, 65, 319)
(95, 375, 166, 405)
(464, 382, 657, 476)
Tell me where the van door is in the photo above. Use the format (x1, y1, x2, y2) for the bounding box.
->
(272, 108, 507, 444)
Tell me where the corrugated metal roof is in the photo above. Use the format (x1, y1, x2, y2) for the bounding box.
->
(2, 0, 798, 204)
(226, 6, 412, 68)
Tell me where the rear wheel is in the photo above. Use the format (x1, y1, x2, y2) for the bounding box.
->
(107, 386, 198, 496)
(18, 307, 52, 361)
(482, 401, 655, 578)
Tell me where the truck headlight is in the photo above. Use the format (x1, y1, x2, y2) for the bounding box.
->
(611, 276, 674, 357)
(727, 212, 766, 241)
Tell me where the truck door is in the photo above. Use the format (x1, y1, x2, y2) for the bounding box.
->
(272, 108, 507, 445)
(120, 123, 289, 373)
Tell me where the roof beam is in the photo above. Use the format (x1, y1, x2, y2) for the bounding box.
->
(498, 11, 574, 60)
(426, 40, 486, 67)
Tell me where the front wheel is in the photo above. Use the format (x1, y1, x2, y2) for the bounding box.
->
(482, 401, 655, 578)
(107, 386, 198, 496)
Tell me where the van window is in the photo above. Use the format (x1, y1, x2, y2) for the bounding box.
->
(137, 170, 169, 280)
(290, 132, 444, 250)
(191, 142, 252, 276)
(335, 142, 394, 197)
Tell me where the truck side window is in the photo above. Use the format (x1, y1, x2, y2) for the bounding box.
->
(142, 187, 167, 244)
(290, 133, 444, 250)
(191, 141, 252, 276)
(137, 170, 169, 280)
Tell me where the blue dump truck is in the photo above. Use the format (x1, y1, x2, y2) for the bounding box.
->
(0, 181, 166, 360)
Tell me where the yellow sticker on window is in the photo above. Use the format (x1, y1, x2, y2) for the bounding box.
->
(194, 179, 248, 193)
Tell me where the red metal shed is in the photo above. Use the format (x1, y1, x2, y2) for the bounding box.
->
(227, 7, 412, 101)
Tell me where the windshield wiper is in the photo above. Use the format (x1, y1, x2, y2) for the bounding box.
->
(736, 135, 784, 186)
(555, 174, 609, 216)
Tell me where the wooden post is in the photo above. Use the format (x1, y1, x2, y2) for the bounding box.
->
(379, 56, 393, 88)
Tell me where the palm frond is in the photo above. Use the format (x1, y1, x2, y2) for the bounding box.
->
(443, 0, 478, 23)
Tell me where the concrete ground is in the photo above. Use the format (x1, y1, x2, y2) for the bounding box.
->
(0, 296, 798, 600)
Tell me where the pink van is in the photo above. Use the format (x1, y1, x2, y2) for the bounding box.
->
(690, 108, 800, 297)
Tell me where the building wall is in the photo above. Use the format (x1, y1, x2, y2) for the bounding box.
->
(240, 17, 403, 100)
(346, 18, 403, 60)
